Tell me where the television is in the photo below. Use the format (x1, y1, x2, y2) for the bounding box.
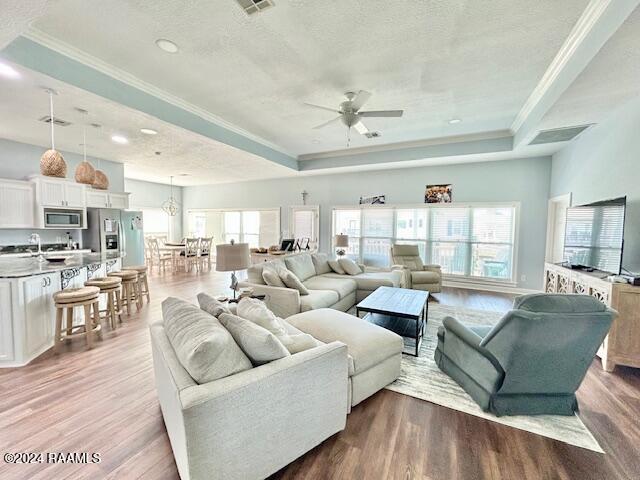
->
(562, 196, 626, 274)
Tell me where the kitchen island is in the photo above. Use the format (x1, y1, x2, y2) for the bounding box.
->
(0, 252, 123, 367)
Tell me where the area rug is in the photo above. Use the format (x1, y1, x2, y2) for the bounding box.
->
(383, 303, 604, 453)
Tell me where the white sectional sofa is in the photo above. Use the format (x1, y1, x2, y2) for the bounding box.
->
(239, 252, 405, 318)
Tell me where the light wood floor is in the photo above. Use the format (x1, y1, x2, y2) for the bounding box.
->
(0, 270, 638, 480)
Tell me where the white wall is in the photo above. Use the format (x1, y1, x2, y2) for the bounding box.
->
(0, 137, 124, 246)
(124, 178, 183, 240)
(183, 157, 552, 290)
(550, 95, 640, 273)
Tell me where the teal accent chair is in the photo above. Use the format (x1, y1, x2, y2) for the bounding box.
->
(434, 294, 615, 416)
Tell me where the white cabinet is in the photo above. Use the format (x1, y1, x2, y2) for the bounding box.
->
(85, 189, 130, 209)
(21, 273, 59, 358)
(0, 282, 14, 362)
(86, 190, 110, 208)
(0, 179, 34, 228)
(31, 176, 87, 208)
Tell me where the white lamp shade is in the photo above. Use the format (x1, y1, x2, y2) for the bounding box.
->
(334, 234, 349, 248)
(216, 243, 251, 272)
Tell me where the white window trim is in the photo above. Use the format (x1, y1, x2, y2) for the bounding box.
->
(332, 202, 520, 286)
(289, 205, 320, 243)
(185, 207, 281, 245)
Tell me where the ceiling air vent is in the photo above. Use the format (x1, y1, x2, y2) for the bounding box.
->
(38, 115, 72, 127)
(528, 124, 593, 145)
(236, 0, 274, 15)
(364, 131, 382, 139)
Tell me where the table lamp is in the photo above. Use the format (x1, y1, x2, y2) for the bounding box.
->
(216, 240, 250, 299)
(334, 234, 349, 257)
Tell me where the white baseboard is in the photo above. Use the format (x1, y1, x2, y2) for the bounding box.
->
(442, 279, 541, 295)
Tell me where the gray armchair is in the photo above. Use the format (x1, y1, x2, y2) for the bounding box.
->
(390, 244, 442, 293)
(434, 294, 615, 416)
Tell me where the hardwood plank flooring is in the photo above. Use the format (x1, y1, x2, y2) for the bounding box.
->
(0, 270, 638, 480)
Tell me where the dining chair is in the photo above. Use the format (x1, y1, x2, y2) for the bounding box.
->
(147, 237, 173, 274)
(182, 238, 200, 272)
(198, 237, 214, 271)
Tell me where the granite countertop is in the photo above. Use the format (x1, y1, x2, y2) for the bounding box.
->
(0, 252, 123, 278)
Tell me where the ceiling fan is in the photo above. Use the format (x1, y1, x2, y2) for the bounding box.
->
(304, 90, 403, 146)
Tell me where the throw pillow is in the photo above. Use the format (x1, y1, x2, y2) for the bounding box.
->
(311, 253, 332, 275)
(262, 268, 286, 287)
(161, 297, 252, 384)
(196, 292, 231, 318)
(284, 254, 316, 282)
(338, 257, 363, 276)
(328, 259, 346, 274)
(280, 270, 310, 295)
(218, 313, 290, 365)
(237, 298, 319, 354)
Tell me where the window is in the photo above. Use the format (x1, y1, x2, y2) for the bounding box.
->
(186, 209, 280, 247)
(333, 204, 517, 282)
(290, 206, 319, 248)
(141, 208, 170, 239)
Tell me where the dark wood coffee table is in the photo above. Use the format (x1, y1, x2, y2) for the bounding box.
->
(355, 286, 429, 356)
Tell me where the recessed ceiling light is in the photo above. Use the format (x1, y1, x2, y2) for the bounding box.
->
(140, 128, 158, 135)
(111, 135, 129, 144)
(448, 118, 462, 124)
(0, 61, 20, 79)
(155, 39, 179, 53)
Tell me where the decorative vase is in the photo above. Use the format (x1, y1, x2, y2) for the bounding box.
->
(93, 170, 109, 190)
(75, 161, 96, 185)
(40, 149, 67, 178)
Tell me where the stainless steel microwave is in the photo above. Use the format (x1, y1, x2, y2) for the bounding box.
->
(43, 208, 84, 228)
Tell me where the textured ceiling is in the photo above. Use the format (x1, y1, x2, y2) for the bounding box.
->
(539, 6, 640, 131)
(30, 0, 589, 155)
(0, 63, 295, 186)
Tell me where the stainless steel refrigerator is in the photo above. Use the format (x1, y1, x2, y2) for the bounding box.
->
(82, 208, 145, 267)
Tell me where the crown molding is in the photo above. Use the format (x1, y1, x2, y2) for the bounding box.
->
(22, 27, 295, 158)
(298, 130, 512, 161)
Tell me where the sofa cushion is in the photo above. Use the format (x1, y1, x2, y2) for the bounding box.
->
(411, 270, 440, 284)
(328, 259, 345, 274)
(285, 254, 316, 282)
(196, 292, 231, 318)
(246, 259, 288, 285)
(280, 271, 310, 295)
(287, 308, 403, 375)
(300, 290, 340, 312)
(303, 275, 357, 300)
(219, 313, 290, 366)
(262, 268, 286, 287)
(338, 258, 363, 276)
(391, 244, 425, 271)
(162, 297, 252, 383)
(321, 270, 403, 291)
(311, 253, 332, 275)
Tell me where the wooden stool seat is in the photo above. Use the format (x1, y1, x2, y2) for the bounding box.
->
(108, 270, 138, 281)
(85, 277, 122, 289)
(128, 265, 148, 273)
(54, 286, 100, 304)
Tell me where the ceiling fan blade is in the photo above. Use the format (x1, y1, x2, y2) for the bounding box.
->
(351, 90, 372, 111)
(304, 102, 341, 113)
(358, 110, 404, 117)
(312, 116, 342, 129)
(353, 121, 369, 135)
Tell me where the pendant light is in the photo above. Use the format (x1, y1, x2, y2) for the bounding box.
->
(74, 109, 96, 185)
(162, 176, 180, 216)
(40, 88, 67, 178)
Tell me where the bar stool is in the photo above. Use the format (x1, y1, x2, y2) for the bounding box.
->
(128, 265, 150, 304)
(108, 270, 139, 315)
(85, 276, 123, 329)
(54, 286, 101, 351)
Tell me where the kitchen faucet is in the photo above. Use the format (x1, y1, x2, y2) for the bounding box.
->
(28, 233, 45, 263)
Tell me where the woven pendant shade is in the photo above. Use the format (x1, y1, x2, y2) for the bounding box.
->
(75, 161, 96, 184)
(93, 170, 109, 190)
(40, 149, 67, 178)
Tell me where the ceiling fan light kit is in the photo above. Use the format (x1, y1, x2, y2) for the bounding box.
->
(305, 90, 403, 146)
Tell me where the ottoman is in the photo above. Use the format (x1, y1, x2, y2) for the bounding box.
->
(286, 308, 403, 409)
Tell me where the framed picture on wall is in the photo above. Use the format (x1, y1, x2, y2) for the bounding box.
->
(359, 194, 386, 205)
(425, 184, 453, 203)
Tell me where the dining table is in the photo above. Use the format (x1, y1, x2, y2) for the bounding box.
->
(159, 243, 185, 272)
